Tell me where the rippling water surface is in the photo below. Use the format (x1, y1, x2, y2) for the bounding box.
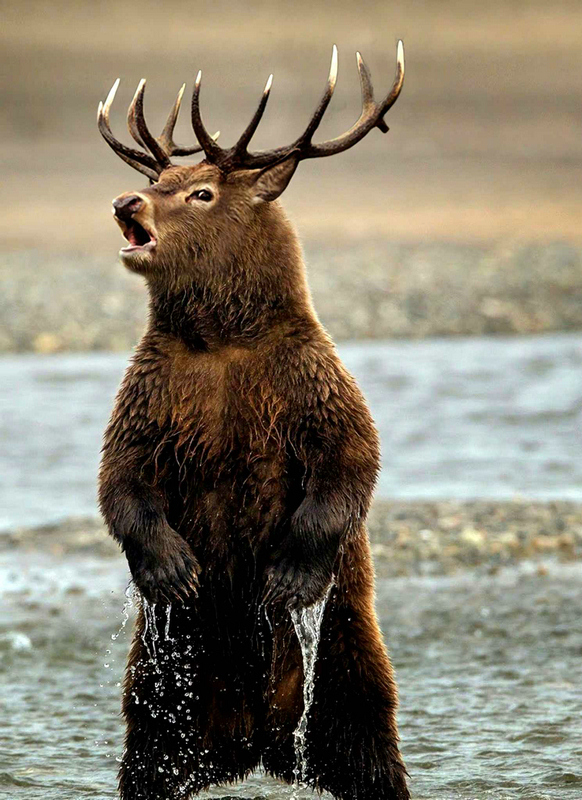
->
(2, 332, 582, 529)
(3, 332, 582, 798)
(2, 553, 581, 799)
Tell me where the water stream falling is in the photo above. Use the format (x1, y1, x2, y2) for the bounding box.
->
(289, 587, 331, 787)
(110, 582, 137, 642)
(141, 598, 159, 663)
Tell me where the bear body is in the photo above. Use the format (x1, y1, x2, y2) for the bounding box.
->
(100, 315, 409, 799)
(98, 158, 409, 799)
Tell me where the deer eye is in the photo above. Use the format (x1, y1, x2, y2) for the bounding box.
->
(187, 189, 213, 203)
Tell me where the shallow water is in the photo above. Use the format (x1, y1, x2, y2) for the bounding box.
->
(3, 332, 582, 797)
(2, 332, 582, 530)
(2, 550, 582, 799)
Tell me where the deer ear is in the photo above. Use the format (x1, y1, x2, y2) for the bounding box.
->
(250, 156, 299, 202)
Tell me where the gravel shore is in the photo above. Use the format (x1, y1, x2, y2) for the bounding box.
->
(3, 240, 582, 352)
(3, 500, 581, 578)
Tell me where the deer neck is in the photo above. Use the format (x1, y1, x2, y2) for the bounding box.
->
(146, 238, 316, 351)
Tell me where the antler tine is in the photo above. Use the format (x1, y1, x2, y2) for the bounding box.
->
(356, 52, 387, 133)
(297, 44, 338, 146)
(158, 83, 186, 150)
(97, 80, 161, 182)
(127, 79, 149, 150)
(127, 80, 173, 168)
(376, 38, 405, 130)
(232, 74, 273, 159)
(171, 130, 221, 157)
(191, 71, 226, 164)
(356, 52, 374, 107)
(159, 84, 220, 157)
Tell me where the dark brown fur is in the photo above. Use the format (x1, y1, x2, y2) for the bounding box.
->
(99, 162, 409, 799)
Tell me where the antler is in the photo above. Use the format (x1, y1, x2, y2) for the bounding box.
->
(191, 40, 405, 172)
(98, 40, 404, 179)
(97, 79, 219, 181)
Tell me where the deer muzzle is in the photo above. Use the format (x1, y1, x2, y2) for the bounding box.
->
(112, 192, 158, 258)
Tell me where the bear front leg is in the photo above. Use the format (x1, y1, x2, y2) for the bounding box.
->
(264, 495, 341, 609)
(99, 477, 199, 604)
(266, 399, 380, 611)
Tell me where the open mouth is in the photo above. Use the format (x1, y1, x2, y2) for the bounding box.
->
(120, 219, 157, 254)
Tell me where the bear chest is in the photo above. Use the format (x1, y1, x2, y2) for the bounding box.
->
(162, 348, 293, 534)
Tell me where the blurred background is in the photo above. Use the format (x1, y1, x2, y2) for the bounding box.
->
(2, 2, 582, 799)
(2, 0, 582, 350)
(2, 0, 582, 248)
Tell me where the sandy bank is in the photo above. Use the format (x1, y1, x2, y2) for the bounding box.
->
(3, 499, 581, 578)
(3, 240, 582, 352)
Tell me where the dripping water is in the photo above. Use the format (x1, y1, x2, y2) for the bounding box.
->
(141, 598, 159, 663)
(290, 586, 332, 788)
(110, 581, 137, 641)
(164, 602, 173, 641)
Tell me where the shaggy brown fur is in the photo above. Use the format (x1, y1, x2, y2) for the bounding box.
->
(99, 160, 409, 799)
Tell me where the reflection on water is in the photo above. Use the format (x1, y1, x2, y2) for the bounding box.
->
(2, 332, 582, 529)
(1, 551, 581, 799)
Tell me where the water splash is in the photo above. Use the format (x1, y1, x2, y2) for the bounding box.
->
(290, 586, 331, 787)
(111, 581, 137, 641)
(141, 598, 162, 664)
(164, 603, 173, 642)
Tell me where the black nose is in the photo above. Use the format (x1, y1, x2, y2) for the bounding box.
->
(112, 194, 144, 221)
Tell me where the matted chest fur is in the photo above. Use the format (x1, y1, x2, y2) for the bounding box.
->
(101, 328, 378, 587)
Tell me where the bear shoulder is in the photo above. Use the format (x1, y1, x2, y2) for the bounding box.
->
(259, 327, 380, 466)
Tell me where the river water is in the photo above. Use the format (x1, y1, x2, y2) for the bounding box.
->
(2, 553, 581, 800)
(2, 332, 582, 798)
(2, 332, 582, 530)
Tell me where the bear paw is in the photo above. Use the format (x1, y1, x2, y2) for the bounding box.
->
(125, 526, 200, 605)
(264, 558, 331, 609)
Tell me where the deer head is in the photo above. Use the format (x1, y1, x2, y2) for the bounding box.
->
(98, 43, 404, 337)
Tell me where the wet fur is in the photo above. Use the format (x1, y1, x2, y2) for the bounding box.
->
(99, 163, 409, 799)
